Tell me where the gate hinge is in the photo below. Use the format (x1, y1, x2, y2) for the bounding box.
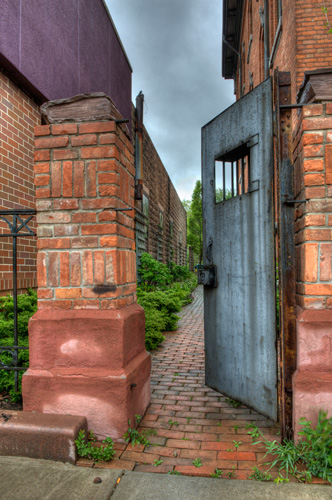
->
(247, 134, 259, 148)
(248, 179, 260, 193)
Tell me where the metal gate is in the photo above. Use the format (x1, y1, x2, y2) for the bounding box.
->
(201, 78, 277, 420)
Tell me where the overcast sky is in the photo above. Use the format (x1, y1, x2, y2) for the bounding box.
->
(107, 0, 235, 201)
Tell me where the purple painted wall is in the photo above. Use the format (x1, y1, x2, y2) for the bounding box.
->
(0, 0, 132, 126)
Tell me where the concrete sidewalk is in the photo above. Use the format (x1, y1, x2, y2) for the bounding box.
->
(0, 456, 331, 500)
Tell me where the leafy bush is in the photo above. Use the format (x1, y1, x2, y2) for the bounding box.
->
(0, 289, 37, 339)
(168, 261, 191, 282)
(0, 289, 36, 401)
(137, 255, 197, 351)
(139, 253, 172, 291)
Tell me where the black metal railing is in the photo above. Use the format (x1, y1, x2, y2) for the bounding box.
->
(0, 209, 36, 391)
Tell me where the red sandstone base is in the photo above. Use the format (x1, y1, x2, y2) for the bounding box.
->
(22, 305, 151, 440)
(292, 309, 332, 437)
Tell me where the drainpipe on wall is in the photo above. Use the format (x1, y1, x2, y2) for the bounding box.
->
(222, 36, 242, 97)
(264, 0, 270, 79)
(135, 91, 144, 200)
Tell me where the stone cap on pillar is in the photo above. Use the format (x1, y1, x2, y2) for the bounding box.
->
(40, 92, 129, 136)
(297, 68, 332, 104)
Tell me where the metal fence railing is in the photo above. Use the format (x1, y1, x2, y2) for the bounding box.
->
(0, 209, 36, 391)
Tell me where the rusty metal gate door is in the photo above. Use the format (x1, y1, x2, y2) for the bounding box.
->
(201, 78, 277, 420)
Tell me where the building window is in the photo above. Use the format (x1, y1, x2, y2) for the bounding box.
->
(143, 193, 149, 223)
(170, 220, 174, 239)
(248, 0, 253, 34)
(159, 211, 164, 230)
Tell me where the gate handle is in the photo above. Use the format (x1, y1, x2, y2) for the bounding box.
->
(206, 237, 213, 265)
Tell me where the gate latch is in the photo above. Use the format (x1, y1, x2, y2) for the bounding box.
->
(197, 266, 217, 287)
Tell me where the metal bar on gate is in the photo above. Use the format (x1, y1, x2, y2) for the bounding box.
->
(236, 160, 239, 196)
(222, 162, 226, 201)
(12, 216, 19, 391)
(231, 162, 234, 198)
(241, 157, 245, 195)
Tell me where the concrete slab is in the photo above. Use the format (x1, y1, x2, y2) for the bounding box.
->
(112, 471, 332, 500)
(0, 456, 121, 500)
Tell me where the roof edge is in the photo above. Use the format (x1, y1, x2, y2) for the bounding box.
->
(222, 0, 244, 80)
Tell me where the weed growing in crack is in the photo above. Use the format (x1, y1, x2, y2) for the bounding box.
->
(193, 458, 202, 467)
(75, 430, 116, 462)
(249, 467, 272, 481)
(225, 398, 241, 408)
(211, 468, 223, 478)
(123, 415, 156, 446)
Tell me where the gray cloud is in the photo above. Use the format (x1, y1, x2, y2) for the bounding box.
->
(107, 0, 235, 200)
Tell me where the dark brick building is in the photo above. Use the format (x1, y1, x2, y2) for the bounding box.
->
(133, 103, 187, 267)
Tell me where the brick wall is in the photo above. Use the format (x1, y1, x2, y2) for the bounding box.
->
(236, 0, 332, 102)
(133, 106, 187, 266)
(0, 70, 41, 295)
(34, 120, 136, 310)
(293, 102, 332, 309)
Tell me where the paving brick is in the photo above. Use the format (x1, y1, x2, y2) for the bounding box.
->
(121, 451, 160, 464)
(179, 449, 217, 460)
(137, 287, 280, 480)
(165, 439, 200, 450)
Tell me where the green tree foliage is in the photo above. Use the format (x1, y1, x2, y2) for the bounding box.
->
(186, 180, 203, 264)
(215, 187, 232, 203)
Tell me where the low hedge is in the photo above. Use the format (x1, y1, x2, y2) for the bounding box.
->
(0, 289, 36, 401)
(137, 253, 196, 351)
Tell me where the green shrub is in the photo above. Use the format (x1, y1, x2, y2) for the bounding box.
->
(137, 255, 197, 351)
(168, 261, 191, 282)
(139, 253, 172, 291)
(0, 289, 37, 339)
(0, 289, 36, 401)
(0, 336, 29, 402)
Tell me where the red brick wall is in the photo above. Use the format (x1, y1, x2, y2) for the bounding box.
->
(132, 106, 187, 266)
(142, 126, 187, 265)
(236, 0, 332, 102)
(293, 102, 332, 309)
(34, 120, 136, 310)
(0, 70, 41, 295)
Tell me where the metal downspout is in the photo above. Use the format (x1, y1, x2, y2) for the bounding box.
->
(264, 0, 270, 78)
(135, 91, 144, 200)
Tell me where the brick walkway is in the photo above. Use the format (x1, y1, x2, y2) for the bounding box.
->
(78, 286, 281, 479)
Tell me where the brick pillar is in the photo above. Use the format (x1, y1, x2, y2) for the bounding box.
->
(22, 94, 151, 440)
(292, 72, 332, 435)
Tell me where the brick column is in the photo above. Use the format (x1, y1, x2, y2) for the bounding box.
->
(292, 72, 332, 435)
(22, 94, 151, 440)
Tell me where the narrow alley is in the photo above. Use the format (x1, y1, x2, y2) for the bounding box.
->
(79, 286, 283, 480)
